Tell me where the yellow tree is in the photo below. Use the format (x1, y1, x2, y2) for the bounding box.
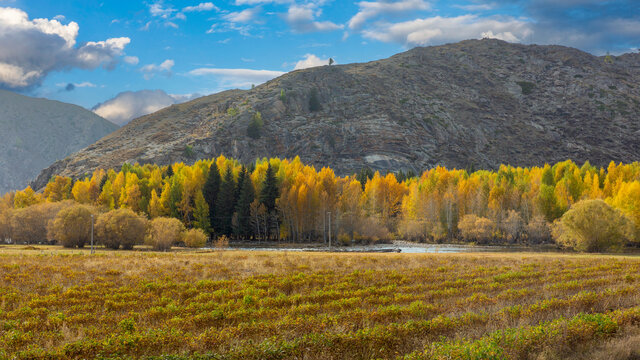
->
(14, 186, 41, 208)
(148, 189, 167, 218)
(72, 179, 93, 204)
(43, 176, 72, 202)
(121, 173, 142, 212)
(608, 181, 640, 240)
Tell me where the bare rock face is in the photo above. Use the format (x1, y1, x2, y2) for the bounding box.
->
(32, 39, 640, 190)
(0, 90, 118, 194)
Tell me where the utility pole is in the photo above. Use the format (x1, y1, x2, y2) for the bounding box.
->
(328, 211, 331, 251)
(90, 214, 94, 254)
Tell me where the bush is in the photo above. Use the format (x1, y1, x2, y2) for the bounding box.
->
(147, 217, 185, 251)
(246, 112, 263, 139)
(525, 216, 552, 244)
(214, 235, 229, 250)
(182, 228, 208, 248)
(501, 210, 524, 242)
(308, 88, 321, 112)
(96, 208, 148, 250)
(517, 81, 535, 95)
(458, 214, 496, 244)
(47, 205, 97, 248)
(10, 201, 74, 244)
(552, 199, 634, 252)
(0, 205, 11, 242)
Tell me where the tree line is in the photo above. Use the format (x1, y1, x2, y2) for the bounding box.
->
(1, 156, 640, 252)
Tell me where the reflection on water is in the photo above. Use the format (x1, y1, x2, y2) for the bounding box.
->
(220, 241, 553, 253)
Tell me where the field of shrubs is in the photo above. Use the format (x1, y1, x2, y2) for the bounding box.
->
(1, 249, 640, 359)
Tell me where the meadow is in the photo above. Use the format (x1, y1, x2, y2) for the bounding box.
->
(1, 247, 640, 359)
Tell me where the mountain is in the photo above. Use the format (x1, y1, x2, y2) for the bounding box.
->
(0, 90, 118, 193)
(32, 39, 640, 190)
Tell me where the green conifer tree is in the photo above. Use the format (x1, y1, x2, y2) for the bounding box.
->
(235, 170, 255, 239)
(215, 168, 236, 236)
(203, 162, 221, 234)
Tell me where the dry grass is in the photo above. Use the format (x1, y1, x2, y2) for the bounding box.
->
(1, 247, 640, 359)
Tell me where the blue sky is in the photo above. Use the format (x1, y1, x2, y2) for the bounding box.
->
(0, 0, 638, 124)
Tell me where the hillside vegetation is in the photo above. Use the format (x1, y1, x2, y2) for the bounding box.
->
(32, 39, 640, 190)
(0, 250, 640, 359)
(3, 157, 640, 252)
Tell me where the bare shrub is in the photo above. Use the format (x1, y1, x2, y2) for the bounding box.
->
(501, 210, 524, 243)
(214, 235, 229, 250)
(147, 217, 185, 251)
(525, 215, 552, 244)
(10, 201, 74, 244)
(47, 204, 97, 248)
(182, 228, 208, 248)
(96, 208, 148, 250)
(458, 214, 496, 244)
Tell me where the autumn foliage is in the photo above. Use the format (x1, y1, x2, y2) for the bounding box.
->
(2, 157, 640, 251)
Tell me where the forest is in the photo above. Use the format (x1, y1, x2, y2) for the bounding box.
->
(1, 156, 640, 252)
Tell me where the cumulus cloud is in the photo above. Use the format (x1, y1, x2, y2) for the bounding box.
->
(189, 67, 285, 88)
(294, 54, 333, 70)
(284, 4, 343, 33)
(123, 56, 139, 65)
(149, 3, 176, 19)
(183, 2, 219, 12)
(140, 59, 174, 79)
(224, 7, 261, 23)
(93, 89, 199, 126)
(348, 0, 431, 30)
(235, 0, 293, 4)
(0, 7, 130, 90)
(361, 14, 532, 46)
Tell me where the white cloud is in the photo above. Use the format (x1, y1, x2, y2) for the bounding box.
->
(93, 89, 199, 126)
(224, 7, 260, 23)
(284, 4, 343, 33)
(183, 2, 219, 12)
(294, 54, 333, 70)
(235, 0, 292, 4)
(124, 56, 139, 65)
(453, 3, 496, 11)
(348, 0, 431, 30)
(74, 81, 97, 88)
(141, 59, 174, 79)
(361, 15, 532, 46)
(149, 3, 175, 19)
(189, 67, 285, 87)
(0, 7, 130, 90)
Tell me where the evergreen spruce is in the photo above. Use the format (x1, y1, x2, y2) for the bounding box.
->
(235, 170, 255, 239)
(215, 168, 236, 236)
(356, 167, 374, 190)
(203, 162, 221, 234)
(259, 163, 278, 213)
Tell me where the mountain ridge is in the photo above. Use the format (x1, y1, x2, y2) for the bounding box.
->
(32, 39, 640, 190)
(0, 89, 118, 193)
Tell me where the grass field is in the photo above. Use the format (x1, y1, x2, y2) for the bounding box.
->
(1, 247, 640, 359)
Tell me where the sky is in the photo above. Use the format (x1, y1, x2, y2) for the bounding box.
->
(0, 0, 638, 125)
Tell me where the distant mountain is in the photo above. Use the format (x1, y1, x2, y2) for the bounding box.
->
(0, 90, 118, 193)
(32, 39, 640, 190)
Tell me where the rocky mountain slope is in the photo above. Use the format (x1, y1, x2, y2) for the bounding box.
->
(0, 90, 118, 193)
(32, 39, 640, 190)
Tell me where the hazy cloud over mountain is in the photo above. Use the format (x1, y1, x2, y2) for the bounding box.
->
(92, 89, 198, 126)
